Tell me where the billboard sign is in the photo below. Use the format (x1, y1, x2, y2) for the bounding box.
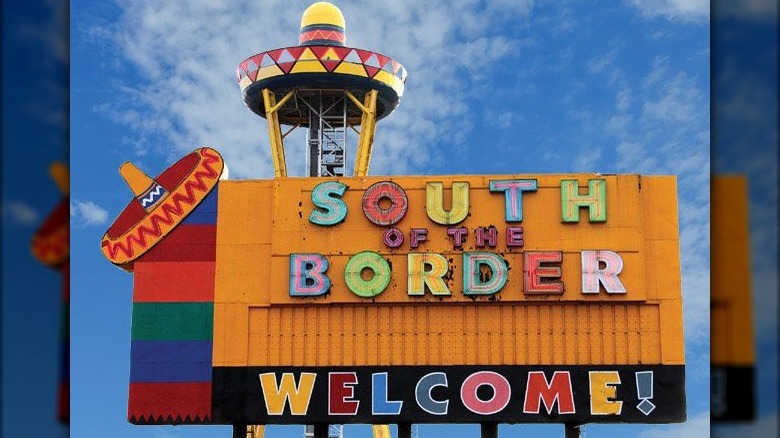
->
(103, 150, 686, 425)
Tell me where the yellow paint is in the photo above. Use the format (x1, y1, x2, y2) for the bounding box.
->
(372, 425, 391, 438)
(259, 372, 316, 415)
(291, 48, 328, 74)
(351, 90, 378, 177)
(256, 65, 284, 81)
(408, 253, 451, 296)
(300, 2, 345, 29)
(425, 181, 470, 224)
(373, 70, 397, 87)
(711, 176, 754, 365)
(119, 162, 155, 197)
(262, 89, 293, 177)
(334, 62, 368, 77)
(589, 371, 622, 414)
(290, 60, 327, 74)
(320, 47, 341, 61)
(214, 175, 684, 367)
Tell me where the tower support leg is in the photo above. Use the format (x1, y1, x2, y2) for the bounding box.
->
(262, 88, 294, 177)
(346, 89, 378, 177)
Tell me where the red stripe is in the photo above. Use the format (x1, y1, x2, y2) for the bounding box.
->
(128, 382, 211, 423)
(58, 382, 69, 423)
(134, 261, 215, 302)
(140, 224, 216, 262)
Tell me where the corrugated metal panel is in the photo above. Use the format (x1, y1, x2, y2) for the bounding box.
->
(246, 303, 662, 367)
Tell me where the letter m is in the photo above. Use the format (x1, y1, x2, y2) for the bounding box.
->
(523, 371, 575, 414)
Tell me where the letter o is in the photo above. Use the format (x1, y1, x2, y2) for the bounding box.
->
(344, 251, 391, 298)
(362, 181, 408, 226)
(460, 371, 511, 415)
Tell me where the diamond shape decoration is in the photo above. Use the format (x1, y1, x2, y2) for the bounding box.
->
(637, 399, 656, 415)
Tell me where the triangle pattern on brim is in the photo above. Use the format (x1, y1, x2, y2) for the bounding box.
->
(298, 47, 319, 61)
(365, 54, 382, 69)
(343, 49, 362, 64)
(311, 46, 342, 61)
(364, 65, 380, 78)
(321, 60, 341, 72)
(355, 49, 374, 64)
(260, 53, 275, 68)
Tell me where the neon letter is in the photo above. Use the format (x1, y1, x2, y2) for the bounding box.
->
(372, 373, 403, 415)
(475, 226, 498, 248)
(489, 179, 537, 222)
(259, 372, 316, 415)
(415, 372, 449, 415)
(447, 227, 468, 248)
(463, 252, 508, 295)
(289, 254, 330, 296)
(460, 371, 511, 415)
(362, 181, 408, 226)
(426, 182, 469, 225)
(382, 227, 404, 248)
(410, 228, 428, 248)
(506, 227, 524, 247)
(329, 372, 359, 415)
(408, 253, 451, 296)
(589, 371, 622, 415)
(581, 250, 626, 293)
(309, 181, 347, 225)
(523, 251, 563, 295)
(561, 179, 607, 222)
(523, 371, 575, 414)
(344, 251, 391, 298)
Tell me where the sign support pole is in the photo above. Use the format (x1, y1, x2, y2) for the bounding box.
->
(564, 423, 581, 438)
(481, 423, 498, 438)
(313, 423, 329, 438)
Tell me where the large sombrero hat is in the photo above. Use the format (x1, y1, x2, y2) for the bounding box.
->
(237, 1, 407, 125)
(101, 147, 224, 271)
(31, 162, 70, 267)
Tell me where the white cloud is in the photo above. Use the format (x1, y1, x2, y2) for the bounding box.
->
(92, 0, 534, 178)
(3, 201, 39, 225)
(71, 200, 109, 226)
(638, 410, 710, 437)
(629, 0, 710, 23)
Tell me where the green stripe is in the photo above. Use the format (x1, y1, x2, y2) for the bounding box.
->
(131, 302, 213, 340)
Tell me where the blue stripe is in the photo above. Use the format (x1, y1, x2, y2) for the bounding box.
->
(182, 187, 218, 225)
(130, 340, 213, 382)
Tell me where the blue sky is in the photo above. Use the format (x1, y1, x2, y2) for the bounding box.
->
(66, 0, 716, 437)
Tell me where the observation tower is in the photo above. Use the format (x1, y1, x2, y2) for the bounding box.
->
(237, 1, 407, 178)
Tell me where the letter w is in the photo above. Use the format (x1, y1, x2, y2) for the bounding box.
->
(259, 372, 317, 415)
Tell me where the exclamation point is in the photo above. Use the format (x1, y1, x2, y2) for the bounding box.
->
(635, 371, 656, 415)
